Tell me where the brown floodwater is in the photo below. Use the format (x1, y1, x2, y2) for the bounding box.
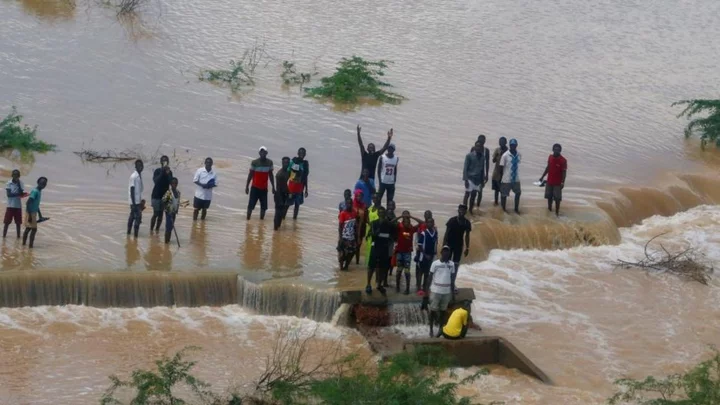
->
(1, 0, 720, 403)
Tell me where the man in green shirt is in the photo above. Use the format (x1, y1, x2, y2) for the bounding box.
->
(23, 177, 48, 249)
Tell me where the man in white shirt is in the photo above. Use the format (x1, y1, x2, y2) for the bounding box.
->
(376, 144, 398, 207)
(193, 157, 217, 221)
(127, 159, 144, 238)
(423, 245, 456, 338)
(498, 138, 522, 214)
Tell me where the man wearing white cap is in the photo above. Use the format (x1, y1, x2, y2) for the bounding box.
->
(499, 138, 522, 214)
(246, 146, 275, 220)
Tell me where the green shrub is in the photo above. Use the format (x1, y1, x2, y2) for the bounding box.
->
(304, 56, 405, 105)
(0, 107, 55, 153)
(200, 42, 267, 91)
(281, 61, 315, 87)
(673, 99, 720, 149)
(608, 350, 720, 405)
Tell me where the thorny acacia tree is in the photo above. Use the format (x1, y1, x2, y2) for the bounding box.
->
(672, 99, 720, 149)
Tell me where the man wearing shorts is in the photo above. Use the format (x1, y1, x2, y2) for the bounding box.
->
(4, 170, 24, 238)
(150, 155, 172, 233)
(499, 138, 522, 214)
(23, 177, 48, 249)
(246, 146, 275, 220)
(491, 137, 508, 206)
(392, 210, 423, 295)
(287, 148, 309, 220)
(367, 206, 395, 296)
(424, 245, 456, 338)
(442, 301, 471, 340)
(463, 137, 490, 214)
(443, 204, 471, 291)
(193, 157, 217, 221)
(539, 143, 567, 216)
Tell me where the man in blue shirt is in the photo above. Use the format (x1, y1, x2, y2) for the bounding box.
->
(23, 177, 48, 249)
(4, 169, 25, 238)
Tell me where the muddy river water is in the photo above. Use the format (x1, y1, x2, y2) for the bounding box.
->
(1, 0, 720, 403)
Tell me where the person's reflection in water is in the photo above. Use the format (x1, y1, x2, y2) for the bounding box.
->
(190, 222, 209, 267)
(270, 222, 301, 274)
(125, 238, 141, 269)
(241, 221, 266, 270)
(144, 235, 172, 271)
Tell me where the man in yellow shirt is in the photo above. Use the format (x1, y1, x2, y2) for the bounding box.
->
(442, 301, 471, 340)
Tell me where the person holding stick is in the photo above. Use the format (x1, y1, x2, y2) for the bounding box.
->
(162, 177, 181, 245)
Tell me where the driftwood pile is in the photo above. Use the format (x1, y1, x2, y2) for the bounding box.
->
(617, 233, 714, 285)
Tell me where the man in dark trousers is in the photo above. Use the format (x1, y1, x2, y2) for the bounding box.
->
(443, 204, 471, 293)
(366, 206, 396, 296)
(287, 148, 309, 220)
(463, 138, 489, 214)
(127, 159, 144, 238)
(499, 138, 522, 214)
(539, 143, 567, 216)
(246, 146, 276, 220)
(273, 157, 290, 230)
(150, 155, 172, 233)
(4, 169, 25, 238)
(376, 144, 398, 207)
(491, 137, 508, 206)
(357, 125, 393, 187)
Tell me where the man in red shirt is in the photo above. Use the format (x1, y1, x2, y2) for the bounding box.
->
(393, 210, 424, 294)
(539, 143, 567, 216)
(246, 146, 276, 220)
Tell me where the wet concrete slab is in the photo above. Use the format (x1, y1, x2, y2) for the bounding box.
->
(341, 288, 476, 306)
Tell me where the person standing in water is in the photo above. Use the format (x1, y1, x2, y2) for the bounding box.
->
(4, 170, 24, 238)
(274, 157, 291, 231)
(23, 177, 48, 249)
(491, 137, 508, 206)
(339, 189, 352, 212)
(127, 160, 144, 238)
(162, 177, 180, 244)
(539, 143, 567, 216)
(367, 206, 395, 296)
(287, 147, 309, 220)
(364, 193, 382, 266)
(443, 204, 471, 292)
(337, 197, 360, 270)
(246, 146, 276, 221)
(416, 217, 438, 296)
(376, 144, 398, 207)
(463, 138, 489, 214)
(357, 125, 393, 187)
(193, 157, 217, 221)
(354, 168, 375, 208)
(150, 155, 173, 233)
(499, 138, 522, 214)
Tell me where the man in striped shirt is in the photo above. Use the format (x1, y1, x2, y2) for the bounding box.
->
(246, 146, 276, 220)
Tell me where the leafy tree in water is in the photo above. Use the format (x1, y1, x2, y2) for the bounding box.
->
(0, 107, 55, 153)
(100, 346, 221, 405)
(608, 350, 720, 405)
(672, 99, 720, 149)
(304, 56, 405, 105)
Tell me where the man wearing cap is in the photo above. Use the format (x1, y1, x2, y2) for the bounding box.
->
(499, 138, 522, 214)
(376, 143, 398, 207)
(246, 146, 276, 220)
(423, 245, 456, 338)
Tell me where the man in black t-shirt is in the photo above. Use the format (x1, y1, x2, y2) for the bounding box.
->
(150, 155, 173, 233)
(366, 206, 396, 296)
(443, 204, 472, 291)
(357, 125, 393, 187)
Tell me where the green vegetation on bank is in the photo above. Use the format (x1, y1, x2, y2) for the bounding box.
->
(609, 350, 720, 405)
(100, 345, 491, 405)
(304, 56, 405, 105)
(0, 107, 55, 153)
(673, 99, 720, 149)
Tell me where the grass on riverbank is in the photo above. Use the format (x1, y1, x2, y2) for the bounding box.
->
(304, 56, 405, 105)
(0, 107, 55, 153)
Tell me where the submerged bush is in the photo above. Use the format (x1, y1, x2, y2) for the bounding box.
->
(673, 99, 720, 149)
(0, 107, 55, 153)
(281, 61, 315, 87)
(200, 42, 267, 91)
(304, 56, 405, 105)
(608, 350, 720, 405)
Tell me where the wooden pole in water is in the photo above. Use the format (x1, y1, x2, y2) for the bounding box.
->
(173, 224, 180, 248)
